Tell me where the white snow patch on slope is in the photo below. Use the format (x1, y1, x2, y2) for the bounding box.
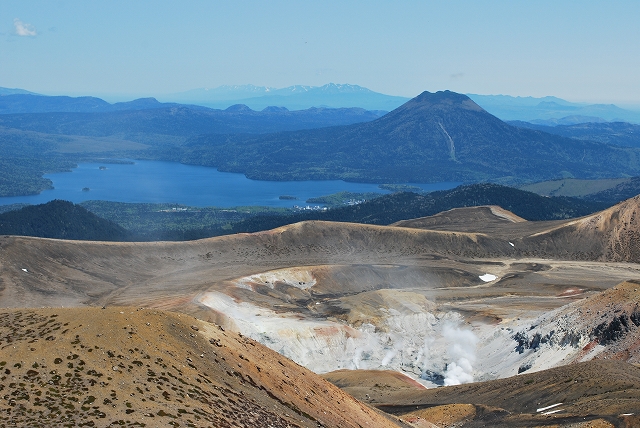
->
(537, 403, 563, 412)
(542, 409, 564, 415)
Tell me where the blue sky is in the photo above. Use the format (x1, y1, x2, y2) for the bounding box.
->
(1, 1, 639, 105)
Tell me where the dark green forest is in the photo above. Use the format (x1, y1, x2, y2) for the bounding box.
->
(0, 184, 609, 241)
(0, 200, 130, 241)
(177, 92, 640, 184)
(79, 201, 288, 241)
(226, 184, 609, 235)
(3, 90, 640, 198)
(0, 90, 637, 242)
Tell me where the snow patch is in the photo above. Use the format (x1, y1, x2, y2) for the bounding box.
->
(537, 403, 563, 412)
(479, 273, 497, 282)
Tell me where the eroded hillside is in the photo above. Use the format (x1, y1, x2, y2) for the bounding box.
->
(2, 198, 640, 426)
(0, 307, 402, 427)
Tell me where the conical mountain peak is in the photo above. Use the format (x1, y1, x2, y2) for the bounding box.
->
(183, 89, 640, 184)
(385, 90, 486, 119)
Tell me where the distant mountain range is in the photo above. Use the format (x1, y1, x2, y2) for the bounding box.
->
(509, 121, 640, 148)
(161, 87, 640, 124)
(181, 90, 640, 184)
(0, 94, 196, 114)
(159, 83, 410, 111)
(4, 84, 640, 124)
(468, 94, 640, 124)
(3, 86, 640, 197)
(0, 87, 38, 96)
(0, 104, 384, 138)
(0, 83, 405, 112)
(0, 91, 387, 137)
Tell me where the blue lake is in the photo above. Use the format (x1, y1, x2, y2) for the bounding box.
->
(0, 160, 460, 208)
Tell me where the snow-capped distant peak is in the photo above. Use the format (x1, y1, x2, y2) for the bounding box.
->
(215, 84, 275, 93)
(162, 83, 408, 110)
(318, 83, 372, 93)
(281, 85, 313, 93)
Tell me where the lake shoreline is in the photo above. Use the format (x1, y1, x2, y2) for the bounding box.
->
(0, 160, 460, 208)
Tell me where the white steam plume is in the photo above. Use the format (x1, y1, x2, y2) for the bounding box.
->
(443, 322, 478, 386)
(381, 338, 405, 366)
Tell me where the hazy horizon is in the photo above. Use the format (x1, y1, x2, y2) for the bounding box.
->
(2, 1, 639, 106)
(5, 83, 640, 111)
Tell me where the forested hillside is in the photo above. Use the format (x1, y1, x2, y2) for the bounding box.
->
(226, 184, 609, 235)
(0, 200, 131, 241)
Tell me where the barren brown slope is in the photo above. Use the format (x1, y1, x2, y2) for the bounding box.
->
(510, 280, 640, 365)
(4, 200, 640, 315)
(393, 195, 640, 263)
(390, 205, 572, 239)
(324, 361, 640, 428)
(378, 361, 640, 426)
(322, 369, 426, 404)
(0, 306, 404, 427)
(0, 222, 514, 311)
(521, 194, 640, 262)
(2, 196, 639, 312)
(392, 205, 527, 233)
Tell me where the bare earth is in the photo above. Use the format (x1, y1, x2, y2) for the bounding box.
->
(2, 196, 640, 426)
(0, 306, 403, 427)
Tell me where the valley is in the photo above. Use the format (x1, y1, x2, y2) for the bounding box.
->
(2, 88, 640, 426)
(2, 196, 640, 425)
(4, 2, 640, 425)
(3, 89, 640, 200)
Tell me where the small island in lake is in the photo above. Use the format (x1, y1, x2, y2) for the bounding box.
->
(279, 195, 298, 200)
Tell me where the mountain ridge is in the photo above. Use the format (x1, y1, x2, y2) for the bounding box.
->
(0, 86, 39, 96)
(0, 103, 383, 138)
(0, 94, 189, 114)
(181, 90, 640, 184)
(469, 93, 640, 124)
(509, 120, 640, 148)
(226, 184, 608, 237)
(161, 83, 409, 110)
(2, 192, 640, 425)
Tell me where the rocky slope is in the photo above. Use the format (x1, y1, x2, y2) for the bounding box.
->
(2, 198, 640, 425)
(395, 194, 640, 263)
(0, 306, 403, 427)
(330, 361, 640, 427)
